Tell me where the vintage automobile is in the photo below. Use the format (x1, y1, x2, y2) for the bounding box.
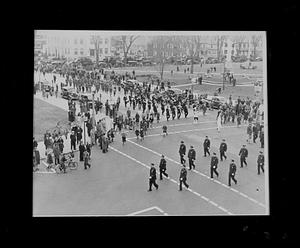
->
(203, 95, 227, 109)
(61, 86, 79, 101)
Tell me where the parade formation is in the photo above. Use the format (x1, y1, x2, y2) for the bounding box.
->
(33, 30, 268, 216)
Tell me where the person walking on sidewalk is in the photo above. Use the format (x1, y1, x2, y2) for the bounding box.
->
(79, 141, 85, 162)
(257, 151, 265, 175)
(83, 150, 91, 170)
(148, 163, 159, 191)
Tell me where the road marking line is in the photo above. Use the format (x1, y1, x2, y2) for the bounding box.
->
(154, 206, 168, 216)
(127, 206, 158, 216)
(109, 145, 232, 215)
(127, 124, 247, 140)
(126, 139, 265, 209)
(34, 171, 56, 174)
(151, 121, 216, 130)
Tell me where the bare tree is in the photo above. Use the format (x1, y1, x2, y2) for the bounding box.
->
(120, 35, 140, 64)
(251, 34, 263, 58)
(182, 36, 203, 74)
(232, 35, 247, 56)
(91, 35, 101, 66)
(216, 35, 227, 60)
(151, 36, 173, 80)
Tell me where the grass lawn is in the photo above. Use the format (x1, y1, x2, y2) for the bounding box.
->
(34, 98, 68, 142)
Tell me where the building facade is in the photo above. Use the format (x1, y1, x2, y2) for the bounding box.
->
(36, 30, 112, 60)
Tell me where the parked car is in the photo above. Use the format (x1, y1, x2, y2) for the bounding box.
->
(204, 95, 227, 109)
(232, 55, 248, 63)
(250, 56, 262, 62)
(61, 86, 79, 101)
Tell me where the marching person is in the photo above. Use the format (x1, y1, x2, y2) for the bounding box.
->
(210, 152, 219, 178)
(148, 163, 159, 191)
(179, 141, 186, 165)
(159, 155, 169, 180)
(203, 136, 211, 157)
(239, 144, 248, 168)
(187, 145, 196, 170)
(179, 164, 189, 191)
(228, 159, 237, 186)
(257, 151, 265, 175)
(219, 139, 227, 161)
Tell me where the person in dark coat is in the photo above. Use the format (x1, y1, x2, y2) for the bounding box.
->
(58, 137, 64, 153)
(228, 159, 237, 186)
(76, 130, 82, 145)
(83, 150, 91, 169)
(33, 137, 38, 149)
(53, 143, 61, 165)
(210, 152, 219, 178)
(166, 108, 170, 121)
(148, 163, 159, 191)
(70, 131, 77, 151)
(252, 123, 259, 143)
(219, 139, 227, 161)
(159, 155, 169, 180)
(79, 142, 85, 161)
(203, 136, 211, 157)
(179, 164, 189, 191)
(86, 143, 91, 157)
(257, 151, 265, 175)
(179, 141, 186, 165)
(260, 128, 264, 148)
(239, 144, 248, 168)
(187, 146, 196, 170)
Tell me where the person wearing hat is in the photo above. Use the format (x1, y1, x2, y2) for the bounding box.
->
(159, 155, 169, 180)
(210, 152, 219, 178)
(188, 145, 196, 170)
(148, 163, 159, 191)
(179, 163, 189, 191)
(219, 139, 227, 161)
(239, 144, 248, 168)
(179, 141, 186, 165)
(257, 151, 265, 175)
(203, 136, 211, 157)
(228, 159, 237, 186)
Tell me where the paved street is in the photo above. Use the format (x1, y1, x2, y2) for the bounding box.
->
(34, 31, 267, 216)
(33, 72, 267, 215)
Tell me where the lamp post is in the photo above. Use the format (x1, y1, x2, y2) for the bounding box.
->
(91, 85, 96, 128)
(223, 60, 226, 91)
